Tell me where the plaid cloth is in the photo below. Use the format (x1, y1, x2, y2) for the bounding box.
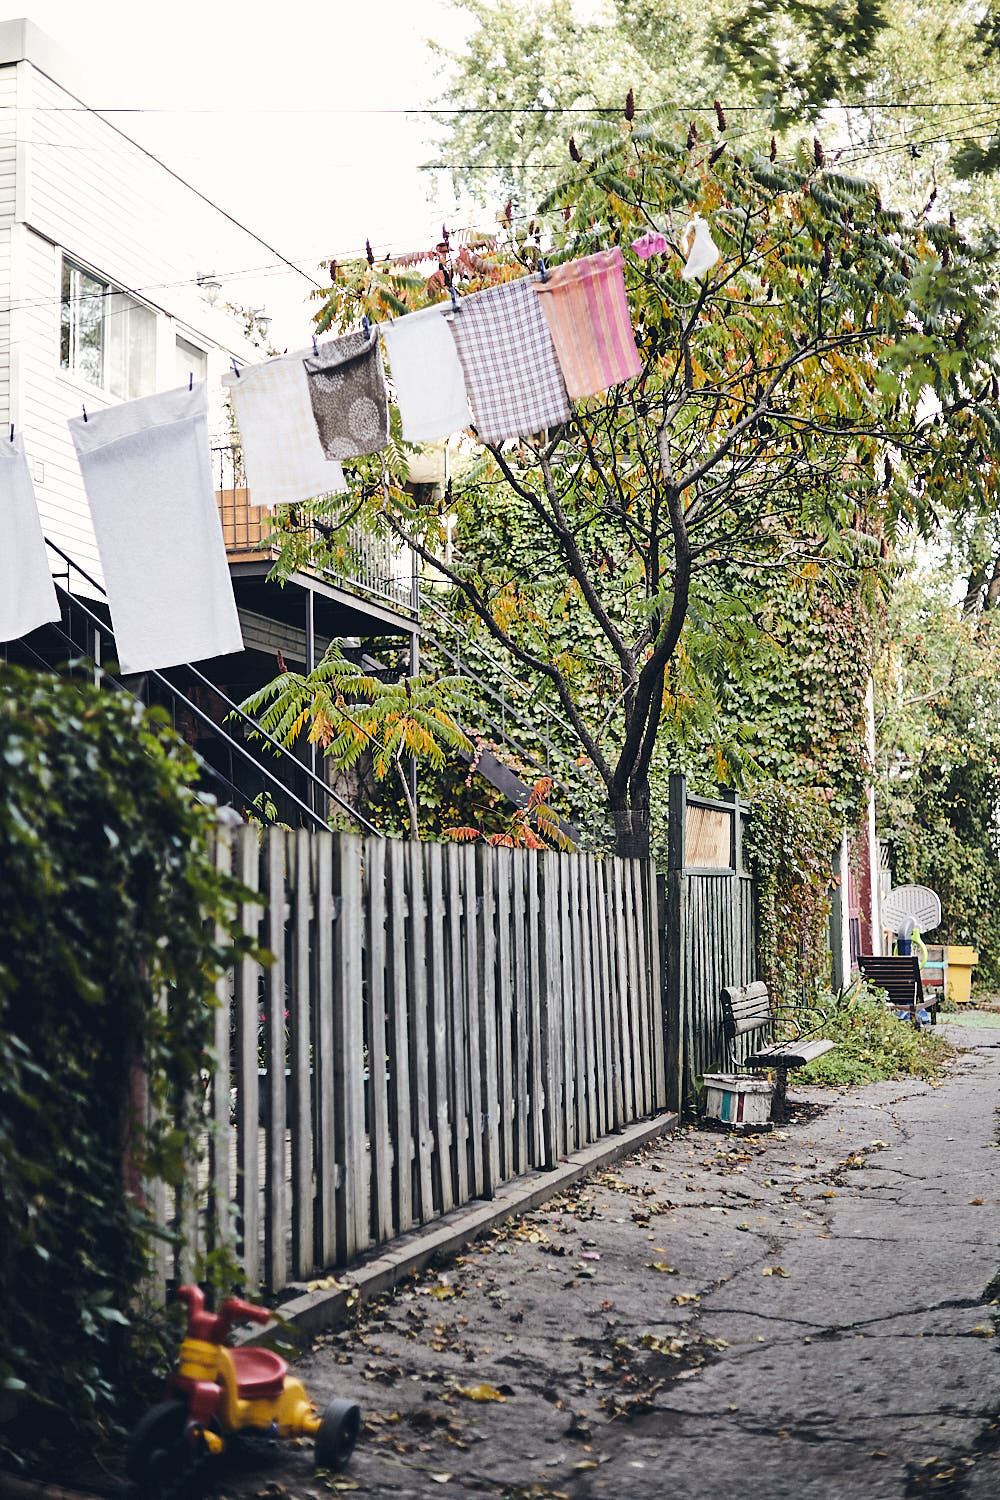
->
(222, 349, 346, 507)
(302, 327, 389, 460)
(534, 248, 643, 398)
(447, 274, 571, 444)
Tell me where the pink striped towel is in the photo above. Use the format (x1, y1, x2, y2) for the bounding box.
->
(534, 247, 643, 399)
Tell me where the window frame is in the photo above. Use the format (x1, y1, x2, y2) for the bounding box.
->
(59, 255, 158, 401)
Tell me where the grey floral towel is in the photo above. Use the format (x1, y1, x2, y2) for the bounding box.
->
(446, 273, 571, 445)
(302, 327, 389, 459)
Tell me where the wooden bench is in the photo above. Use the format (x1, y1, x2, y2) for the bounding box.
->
(856, 954, 935, 1026)
(720, 980, 836, 1123)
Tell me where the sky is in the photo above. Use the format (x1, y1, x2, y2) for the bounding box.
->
(6, 0, 476, 344)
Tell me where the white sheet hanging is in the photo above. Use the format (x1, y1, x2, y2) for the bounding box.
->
(69, 383, 244, 675)
(0, 434, 60, 642)
(380, 304, 471, 443)
(222, 348, 348, 507)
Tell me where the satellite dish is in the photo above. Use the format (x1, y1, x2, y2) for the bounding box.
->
(881, 884, 941, 936)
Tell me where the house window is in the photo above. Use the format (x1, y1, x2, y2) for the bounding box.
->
(60, 257, 156, 399)
(176, 336, 208, 387)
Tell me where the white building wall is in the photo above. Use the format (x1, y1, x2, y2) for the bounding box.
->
(0, 22, 301, 592)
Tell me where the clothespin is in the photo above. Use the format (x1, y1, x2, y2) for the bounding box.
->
(538, 258, 549, 282)
(449, 284, 459, 312)
(9, 424, 13, 442)
(82, 405, 88, 423)
(188, 370, 193, 391)
(362, 315, 371, 340)
(230, 357, 240, 378)
(312, 334, 319, 355)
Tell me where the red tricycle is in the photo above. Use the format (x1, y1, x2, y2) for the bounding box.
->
(126, 1285, 360, 1497)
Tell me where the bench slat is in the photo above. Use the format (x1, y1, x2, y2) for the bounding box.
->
(745, 1038, 835, 1069)
(721, 981, 772, 1037)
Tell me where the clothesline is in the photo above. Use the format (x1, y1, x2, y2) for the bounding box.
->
(1, 221, 719, 676)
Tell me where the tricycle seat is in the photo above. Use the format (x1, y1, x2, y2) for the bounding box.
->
(230, 1346, 288, 1400)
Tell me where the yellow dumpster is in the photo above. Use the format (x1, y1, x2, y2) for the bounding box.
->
(947, 946, 979, 1005)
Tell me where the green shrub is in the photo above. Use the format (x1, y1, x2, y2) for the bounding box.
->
(0, 666, 254, 1478)
(795, 982, 954, 1086)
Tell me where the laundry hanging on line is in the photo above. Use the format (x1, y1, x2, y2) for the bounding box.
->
(0, 433, 60, 644)
(222, 347, 347, 508)
(446, 273, 572, 445)
(533, 247, 642, 399)
(302, 326, 390, 460)
(69, 382, 244, 676)
(379, 303, 471, 444)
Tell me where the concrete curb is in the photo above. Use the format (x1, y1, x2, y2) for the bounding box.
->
(271, 1111, 678, 1339)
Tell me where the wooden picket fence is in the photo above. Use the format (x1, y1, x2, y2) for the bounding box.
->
(154, 826, 667, 1299)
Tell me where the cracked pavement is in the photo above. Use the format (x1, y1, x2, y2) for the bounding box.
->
(216, 1019, 1000, 1499)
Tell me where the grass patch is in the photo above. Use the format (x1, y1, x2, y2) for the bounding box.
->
(793, 984, 956, 1087)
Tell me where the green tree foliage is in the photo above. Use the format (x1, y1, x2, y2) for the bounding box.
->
(874, 569, 1000, 986)
(0, 668, 254, 1477)
(713, 0, 1000, 220)
(280, 111, 998, 858)
(240, 644, 471, 839)
(429, 0, 728, 207)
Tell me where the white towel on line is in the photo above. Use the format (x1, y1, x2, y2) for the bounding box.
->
(380, 304, 471, 443)
(222, 348, 348, 507)
(0, 433, 60, 642)
(69, 383, 244, 675)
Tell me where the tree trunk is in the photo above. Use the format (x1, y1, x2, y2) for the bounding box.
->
(609, 785, 652, 860)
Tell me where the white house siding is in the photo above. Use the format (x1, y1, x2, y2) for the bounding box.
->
(0, 61, 19, 433)
(0, 30, 294, 593)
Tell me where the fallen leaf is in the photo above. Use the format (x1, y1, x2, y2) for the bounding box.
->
(671, 1292, 700, 1305)
(970, 1198, 984, 1205)
(455, 1382, 507, 1402)
(580, 1251, 601, 1261)
(821, 1191, 836, 1199)
(762, 1267, 789, 1277)
(430, 1475, 452, 1485)
(646, 1262, 677, 1273)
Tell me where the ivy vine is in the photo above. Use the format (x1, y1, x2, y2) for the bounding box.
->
(744, 781, 841, 1006)
(0, 667, 257, 1479)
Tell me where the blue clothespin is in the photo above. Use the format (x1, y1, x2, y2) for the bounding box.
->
(9, 424, 13, 442)
(312, 334, 319, 355)
(449, 284, 459, 312)
(231, 357, 240, 378)
(82, 405, 88, 423)
(189, 370, 193, 391)
(538, 258, 549, 282)
(362, 315, 371, 340)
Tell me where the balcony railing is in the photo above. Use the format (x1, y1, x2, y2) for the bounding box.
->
(212, 443, 417, 619)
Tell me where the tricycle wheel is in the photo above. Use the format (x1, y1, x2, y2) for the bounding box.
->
(315, 1397, 361, 1470)
(126, 1399, 212, 1496)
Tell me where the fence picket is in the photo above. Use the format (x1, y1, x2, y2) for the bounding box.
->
(289, 830, 314, 1277)
(525, 852, 545, 1168)
(312, 832, 337, 1268)
(510, 849, 530, 1174)
(386, 839, 413, 1233)
(364, 837, 393, 1245)
(407, 840, 434, 1222)
(235, 825, 262, 1289)
(208, 825, 236, 1265)
(263, 828, 288, 1292)
(494, 847, 515, 1180)
(539, 853, 562, 1166)
(444, 845, 469, 1206)
(424, 843, 453, 1214)
(462, 844, 484, 1196)
(476, 846, 501, 1196)
(333, 834, 366, 1262)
